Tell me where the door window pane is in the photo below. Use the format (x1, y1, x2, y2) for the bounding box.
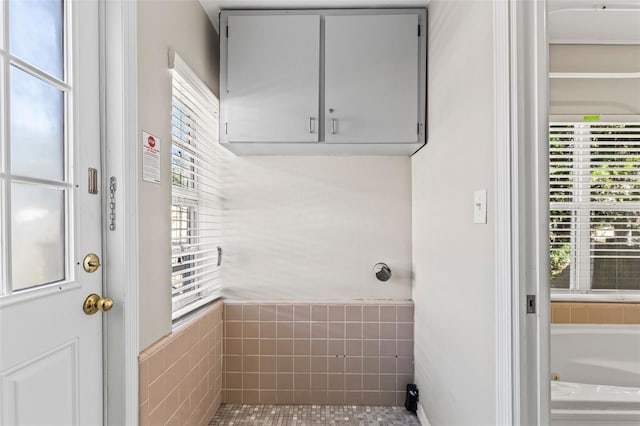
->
(9, 0, 64, 79)
(11, 183, 65, 290)
(10, 66, 64, 181)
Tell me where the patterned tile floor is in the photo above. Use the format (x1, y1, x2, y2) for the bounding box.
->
(209, 404, 421, 425)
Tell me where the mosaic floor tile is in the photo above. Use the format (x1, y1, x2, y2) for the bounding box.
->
(209, 404, 421, 425)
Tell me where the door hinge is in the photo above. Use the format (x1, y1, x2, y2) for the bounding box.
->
(417, 123, 420, 134)
(225, 122, 228, 135)
(526, 294, 536, 314)
(109, 176, 117, 231)
(418, 24, 421, 37)
(226, 25, 229, 38)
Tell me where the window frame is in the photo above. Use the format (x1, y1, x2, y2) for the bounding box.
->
(169, 51, 222, 321)
(549, 115, 640, 302)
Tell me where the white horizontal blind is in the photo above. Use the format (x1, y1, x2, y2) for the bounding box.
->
(170, 52, 222, 320)
(549, 120, 640, 291)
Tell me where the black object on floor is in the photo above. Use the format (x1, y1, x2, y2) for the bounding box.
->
(404, 384, 419, 414)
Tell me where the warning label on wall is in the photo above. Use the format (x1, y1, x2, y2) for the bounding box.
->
(142, 131, 161, 184)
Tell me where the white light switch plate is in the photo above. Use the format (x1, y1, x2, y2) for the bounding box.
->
(474, 189, 487, 224)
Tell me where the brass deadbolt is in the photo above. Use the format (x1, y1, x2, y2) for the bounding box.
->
(83, 294, 114, 315)
(83, 253, 101, 273)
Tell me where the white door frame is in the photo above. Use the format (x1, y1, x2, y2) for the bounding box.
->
(100, 0, 139, 424)
(494, 0, 550, 425)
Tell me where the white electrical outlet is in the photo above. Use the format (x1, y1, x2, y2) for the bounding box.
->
(474, 189, 487, 224)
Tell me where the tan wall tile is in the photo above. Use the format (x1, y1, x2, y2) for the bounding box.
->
(311, 373, 328, 390)
(139, 359, 149, 404)
(311, 322, 328, 338)
(328, 322, 345, 339)
(294, 322, 311, 339)
(277, 390, 293, 404)
(294, 304, 311, 321)
(277, 373, 293, 389)
(327, 390, 345, 405)
(243, 390, 260, 404)
(362, 306, 379, 322)
(624, 305, 640, 323)
(294, 339, 311, 356)
(260, 338, 277, 356)
(243, 339, 259, 355)
(346, 357, 362, 374)
(277, 339, 293, 356)
(380, 306, 396, 322)
(276, 322, 294, 338)
(260, 390, 277, 404)
(259, 304, 276, 321)
(362, 391, 379, 405)
(294, 390, 310, 404)
(242, 372, 260, 390)
(311, 304, 328, 321)
(328, 305, 345, 322)
(242, 322, 259, 338)
(259, 322, 277, 339)
(345, 391, 362, 405)
(586, 306, 607, 323)
(276, 304, 293, 321)
(242, 305, 259, 321)
(310, 390, 328, 405)
(311, 340, 327, 356)
(260, 373, 277, 389)
(397, 305, 414, 322)
(243, 355, 259, 373)
(551, 302, 640, 324)
(605, 306, 625, 323)
(362, 374, 379, 391)
(220, 300, 414, 408)
(225, 304, 242, 321)
(328, 356, 345, 374)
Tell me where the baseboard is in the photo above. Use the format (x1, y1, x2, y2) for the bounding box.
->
(417, 403, 431, 426)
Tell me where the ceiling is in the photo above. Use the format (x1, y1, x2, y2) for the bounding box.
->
(200, 0, 640, 44)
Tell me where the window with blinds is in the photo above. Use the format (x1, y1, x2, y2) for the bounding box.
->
(170, 52, 222, 320)
(549, 119, 640, 292)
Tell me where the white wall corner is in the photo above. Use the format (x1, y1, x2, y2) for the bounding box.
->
(417, 403, 432, 426)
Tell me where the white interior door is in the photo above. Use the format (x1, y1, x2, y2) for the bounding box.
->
(0, 1, 103, 425)
(223, 14, 320, 143)
(324, 14, 419, 144)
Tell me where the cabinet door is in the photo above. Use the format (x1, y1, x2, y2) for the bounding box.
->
(325, 14, 419, 143)
(224, 15, 320, 143)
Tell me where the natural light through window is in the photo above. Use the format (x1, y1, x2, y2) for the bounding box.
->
(549, 118, 640, 296)
(170, 52, 222, 320)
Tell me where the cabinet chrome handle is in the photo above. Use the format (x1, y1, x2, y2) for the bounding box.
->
(331, 118, 337, 134)
(309, 117, 315, 134)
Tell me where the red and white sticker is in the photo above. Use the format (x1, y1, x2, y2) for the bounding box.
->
(142, 131, 161, 184)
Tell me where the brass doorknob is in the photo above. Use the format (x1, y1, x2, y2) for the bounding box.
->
(83, 293, 114, 315)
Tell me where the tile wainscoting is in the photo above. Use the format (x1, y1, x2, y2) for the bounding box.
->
(222, 300, 415, 406)
(139, 300, 223, 426)
(551, 302, 640, 324)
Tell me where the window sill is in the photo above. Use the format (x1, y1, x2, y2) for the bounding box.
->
(551, 292, 640, 303)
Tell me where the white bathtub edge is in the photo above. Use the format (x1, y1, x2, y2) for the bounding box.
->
(552, 409, 640, 426)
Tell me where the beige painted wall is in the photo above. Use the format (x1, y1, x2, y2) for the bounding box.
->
(550, 44, 640, 115)
(137, 0, 219, 350)
(221, 156, 413, 300)
(412, 0, 496, 424)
